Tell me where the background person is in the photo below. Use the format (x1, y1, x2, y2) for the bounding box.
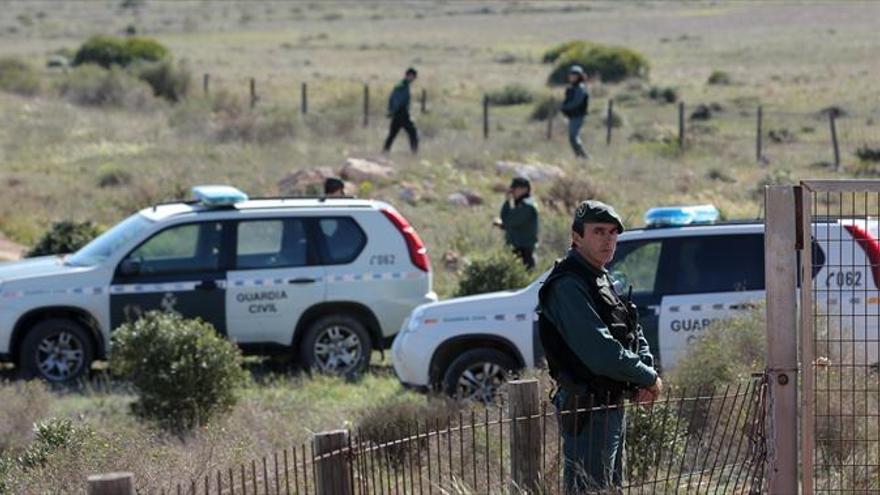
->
(383, 67, 419, 154)
(324, 177, 345, 197)
(561, 65, 590, 158)
(493, 176, 539, 269)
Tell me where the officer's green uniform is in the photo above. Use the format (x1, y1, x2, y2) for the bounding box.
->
(499, 177, 539, 269)
(538, 200, 657, 492)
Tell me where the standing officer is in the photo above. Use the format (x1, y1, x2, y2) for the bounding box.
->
(493, 177, 539, 269)
(561, 65, 590, 158)
(538, 200, 662, 492)
(383, 67, 419, 154)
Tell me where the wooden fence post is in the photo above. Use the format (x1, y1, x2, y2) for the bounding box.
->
(483, 95, 490, 140)
(606, 99, 614, 145)
(202, 73, 209, 96)
(508, 379, 540, 493)
(301, 82, 308, 115)
(829, 111, 841, 171)
(249, 78, 257, 109)
(363, 83, 369, 127)
(546, 112, 554, 141)
(756, 105, 763, 164)
(86, 472, 134, 495)
(420, 88, 427, 114)
(314, 430, 352, 495)
(678, 101, 685, 150)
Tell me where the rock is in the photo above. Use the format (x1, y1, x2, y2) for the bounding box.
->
(277, 167, 335, 195)
(398, 182, 424, 205)
(461, 190, 483, 206)
(447, 192, 470, 207)
(690, 104, 713, 121)
(340, 157, 396, 183)
(494, 161, 565, 182)
(768, 128, 796, 143)
(442, 250, 461, 272)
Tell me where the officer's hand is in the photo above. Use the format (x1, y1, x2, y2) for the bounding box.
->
(635, 388, 656, 404)
(492, 218, 503, 228)
(647, 376, 663, 398)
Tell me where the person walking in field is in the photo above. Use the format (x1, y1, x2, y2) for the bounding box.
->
(561, 65, 590, 158)
(383, 67, 419, 154)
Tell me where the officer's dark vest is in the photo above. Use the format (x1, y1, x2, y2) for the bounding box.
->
(538, 255, 638, 397)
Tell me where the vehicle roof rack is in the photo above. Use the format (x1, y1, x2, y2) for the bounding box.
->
(150, 195, 362, 212)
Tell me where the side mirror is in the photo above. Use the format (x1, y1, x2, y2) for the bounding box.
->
(118, 258, 141, 276)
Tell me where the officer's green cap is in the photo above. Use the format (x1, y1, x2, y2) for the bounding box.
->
(573, 200, 625, 233)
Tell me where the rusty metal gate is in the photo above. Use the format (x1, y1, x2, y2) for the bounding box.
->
(796, 181, 880, 493)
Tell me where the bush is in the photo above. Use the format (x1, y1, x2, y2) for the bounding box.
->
(18, 418, 93, 469)
(541, 40, 592, 64)
(58, 64, 157, 110)
(752, 168, 793, 199)
(547, 44, 649, 85)
(544, 176, 600, 212)
(486, 84, 534, 106)
(216, 106, 300, 144)
(357, 397, 459, 464)
(456, 250, 533, 297)
(134, 58, 191, 102)
(72, 35, 168, 68)
(110, 311, 248, 430)
(647, 85, 678, 104)
(97, 164, 133, 188)
(855, 145, 880, 163)
(707, 70, 732, 85)
(0, 57, 42, 96)
(626, 402, 687, 483)
(26, 220, 102, 257)
(0, 381, 50, 454)
(529, 95, 559, 121)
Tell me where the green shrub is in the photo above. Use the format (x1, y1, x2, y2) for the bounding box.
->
(0, 57, 41, 96)
(97, 164, 133, 188)
(752, 168, 793, 199)
(647, 85, 678, 104)
(547, 44, 649, 85)
(110, 311, 248, 430)
(134, 58, 191, 102)
(18, 418, 93, 469)
(456, 250, 533, 296)
(855, 145, 880, 163)
(72, 35, 168, 68)
(357, 397, 459, 464)
(545, 176, 600, 212)
(0, 381, 50, 454)
(603, 107, 625, 128)
(58, 64, 157, 110)
(626, 402, 687, 483)
(486, 84, 534, 106)
(541, 40, 592, 64)
(529, 95, 559, 121)
(707, 70, 732, 85)
(26, 220, 102, 257)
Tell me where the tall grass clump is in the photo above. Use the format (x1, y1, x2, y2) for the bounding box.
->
(0, 56, 42, 96)
(58, 65, 158, 110)
(486, 84, 534, 106)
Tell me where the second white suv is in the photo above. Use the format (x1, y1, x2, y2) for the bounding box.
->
(0, 186, 437, 382)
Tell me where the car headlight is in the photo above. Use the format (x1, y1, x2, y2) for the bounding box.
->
(406, 306, 426, 332)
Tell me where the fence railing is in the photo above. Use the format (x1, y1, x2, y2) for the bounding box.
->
(96, 376, 768, 494)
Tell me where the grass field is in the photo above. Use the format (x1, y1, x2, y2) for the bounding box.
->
(1, 0, 880, 491)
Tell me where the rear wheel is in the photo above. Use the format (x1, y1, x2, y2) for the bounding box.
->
(299, 314, 372, 376)
(442, 348, 517, 402)
(19, 318, 94, 383)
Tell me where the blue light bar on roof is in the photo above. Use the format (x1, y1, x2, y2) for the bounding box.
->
(644, 204, 719, 227)
(191, 185, 248, 207)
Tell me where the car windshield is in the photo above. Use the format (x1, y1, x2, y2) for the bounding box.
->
(66, 214, 153, 267)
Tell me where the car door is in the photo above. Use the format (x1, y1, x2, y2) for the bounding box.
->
(607, 238, 668, 363)
(656, 233, 765, 370)
(110, 220, 229, 334)
(225, 217, 325, 345)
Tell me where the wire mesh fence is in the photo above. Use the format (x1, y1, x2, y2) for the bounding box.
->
(154, 376, 766, 495)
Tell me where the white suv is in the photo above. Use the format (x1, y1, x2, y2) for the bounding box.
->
(392, 209, 878, 400)
(0, 186, 436, 382)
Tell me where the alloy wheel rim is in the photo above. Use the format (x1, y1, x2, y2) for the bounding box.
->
(457, 362, 506, 402)
(35, 330, 85, 382)
(313, 325, 362, 374)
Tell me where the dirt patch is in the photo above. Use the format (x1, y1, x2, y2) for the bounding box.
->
(0, 233, 26, 261)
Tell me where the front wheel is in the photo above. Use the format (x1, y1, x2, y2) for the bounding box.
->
(442, 348, 517, 402)
(19, 318, 94, 383)
(299, 315, 372, 376)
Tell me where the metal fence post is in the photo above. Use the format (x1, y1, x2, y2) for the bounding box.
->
(606, 99, 614, 145)
(420, 88, 427, 114)
(314, 430, 352, 495)
(202, 73, 209, 96)
(249, 78, 257, 109)
(678, 101, 685, 150)
(363, 83, 369, 127)
(829, 112, 841, 171)
(756, 105, 763, 164)
(301, 82, 308, 115)
(508, 379, 540, 493)
(87, 472, 134, 495)
(483, 95, 489, 140)
(763, 185, 799, 494)
(546, 112, 554, 141)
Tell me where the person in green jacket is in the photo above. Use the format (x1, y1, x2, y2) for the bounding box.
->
(382, 67, 419, 153)
(493, 176, 539, 269)
(538, 200, 662, 492)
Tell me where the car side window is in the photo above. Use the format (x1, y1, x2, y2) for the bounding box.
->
(126, 222, 222, 274)
(317, 217, 366, 264)
(667, 234, 765, 295)
(235, 219, 310, 269)
(608, 240, 663, 295)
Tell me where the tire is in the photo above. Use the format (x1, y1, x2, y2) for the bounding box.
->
(442, 348, 518, 402)
(299, 314, 372, 376)
(18, 318, 94, 383)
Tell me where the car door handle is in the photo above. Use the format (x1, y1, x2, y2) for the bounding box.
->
(288, 277, 317, 285)
(195, 280, 218, 291)
(730, 302, 757, 311)
(645, 305, 661, 316)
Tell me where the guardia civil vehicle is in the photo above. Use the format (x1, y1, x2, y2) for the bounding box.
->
(0, 186, 437, 382)
(392, 205, 880, 400)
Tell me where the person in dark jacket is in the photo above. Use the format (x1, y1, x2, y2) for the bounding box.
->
(324, 177, 345, 197)
(383, 67, 419, 153)
(493, 176, 539, 269)
(561, 65, 590, 158)
(538, 200, 662, 492)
